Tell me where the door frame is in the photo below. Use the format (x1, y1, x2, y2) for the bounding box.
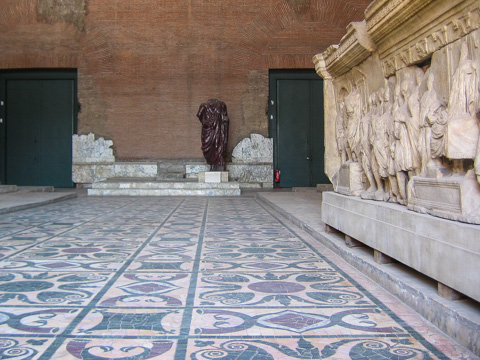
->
(0, 69, 78, 185)
(268, 69, 325, 187)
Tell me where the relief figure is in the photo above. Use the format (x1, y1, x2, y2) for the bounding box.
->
(371, 82, 395, 201)
(445, 41, 480, 175)
(448, 42, 479, 119)
(344, 90, 362, 163)
(385, 78, 400, 202)
(393, 79, 417, 204)
(405, 74, 423, 177)
(335, 100, 348, 164)
(419, 72, 448, 174)
(359, 93, 378, 199)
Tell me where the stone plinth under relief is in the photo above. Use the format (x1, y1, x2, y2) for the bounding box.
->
(322, 191, 480, 303)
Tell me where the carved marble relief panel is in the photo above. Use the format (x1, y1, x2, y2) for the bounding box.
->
(314, 0, 480, 224)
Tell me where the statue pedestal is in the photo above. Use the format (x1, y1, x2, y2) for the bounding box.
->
(198, 171, 229, 183)
(408, 169, 480, 224)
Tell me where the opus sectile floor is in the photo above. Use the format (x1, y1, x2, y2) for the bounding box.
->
(0, 197, 477, 360)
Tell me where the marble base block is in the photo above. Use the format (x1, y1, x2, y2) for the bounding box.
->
(322, 191, 480, 303)
(198, 171, 228, 183)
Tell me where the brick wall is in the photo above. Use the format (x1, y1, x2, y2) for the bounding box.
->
(0, 0, 370, 160)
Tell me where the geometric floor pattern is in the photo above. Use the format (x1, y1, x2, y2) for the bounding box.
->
(0, 197, 477, 359)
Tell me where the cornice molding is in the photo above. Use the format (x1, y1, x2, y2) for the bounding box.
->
(313, 0, 480, 79)
(313, 20, 375, 79)
(365, 0, 435, 43)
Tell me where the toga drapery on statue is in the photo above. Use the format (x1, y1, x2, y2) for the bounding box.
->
(196, 99, 229, 171)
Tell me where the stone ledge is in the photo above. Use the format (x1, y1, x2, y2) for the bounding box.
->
(0, 191, 77, 215)
(88, 188, 241, 196)
(73, 162, 158, 184)
(91, 179, 240, 190)
(88, 178, 241, 196)
(0, 185, 18, 194)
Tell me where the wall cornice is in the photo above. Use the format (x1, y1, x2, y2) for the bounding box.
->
(313, 0, 480, 78)
(313, 20, 375, 79)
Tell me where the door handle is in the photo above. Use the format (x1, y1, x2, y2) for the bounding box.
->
(307, 156, 312, 161)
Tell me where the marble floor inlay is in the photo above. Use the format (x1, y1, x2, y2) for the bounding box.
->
(0, 197, 476, 359)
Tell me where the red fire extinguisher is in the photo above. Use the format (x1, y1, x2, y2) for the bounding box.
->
(274, 169, 281, 184)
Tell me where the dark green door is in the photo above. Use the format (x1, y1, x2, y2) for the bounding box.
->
(0, 71, 77, 187)
(269, 70, 328, 188)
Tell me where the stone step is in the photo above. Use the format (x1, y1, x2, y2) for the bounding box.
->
(88, 188, 241, 196)
(18, 186, 55, 193)
(0, 185, 54, 194)
(92, 178, 239, 189)
(0, 185, 18, 194)
(88, 178, 241, 196)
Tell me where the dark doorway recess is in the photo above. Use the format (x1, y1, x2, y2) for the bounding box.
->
(269, 69, 329, 188)
(0, 70, 78, 187)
